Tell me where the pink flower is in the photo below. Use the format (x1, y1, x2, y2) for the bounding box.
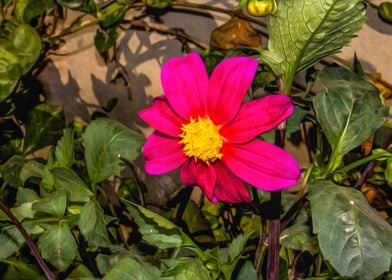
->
(138, 52, 300, 203)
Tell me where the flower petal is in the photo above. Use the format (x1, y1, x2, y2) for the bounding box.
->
(221, 94, 294, 143)
(207, 56, 258, 125)
(161, 52, 208, 120)
(222, 140, 300, 191)
(213, 162, 251, 203)
(143, 132, 187, 175)
(180, 160, 216, 201)
(138, 96, 184, 137)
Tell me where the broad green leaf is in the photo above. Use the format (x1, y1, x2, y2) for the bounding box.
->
(11, 202, 35, 220)
(235, 261, 257, 280)
(228, 232, 253, 262)
(20, 160, 45, 183)
(14, 0, 54, 23)
(38, 222, 78, 271)
(78, 199, 113, 247)
(100, 3, 126, 28)
(262, 0, 366, 90)
(0, 155, 27, 188)
(0, 222, 38, 259)
(57, 0, 98, 14)
(313, 67, 388, 173)
(0, 39, 22, 102)
(23, 104, 65, 155)
(55, 129, 74, 168)
(9, 24, 41, 74)
(94, 28, 119, 54)
(66, 264, 95, 279)
(126, 201, 184, 249)
(96, 254, 120, 275)
(285, 106, 308, 137)
(32, 189, 67, 216)
(103, 257, 160, 280)
(162, 259, 212, 280)
(16, 187, 39, 204)
(1, 258, 44, 280)
(308, 180, 392, 280)
(82, 118, 144, 184)
(280, 224, 319, 255)
(51, 167, 93, 202)
(379, 2, 392, 23)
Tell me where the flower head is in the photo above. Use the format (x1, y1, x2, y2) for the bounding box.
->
(139, 52, 300, 203)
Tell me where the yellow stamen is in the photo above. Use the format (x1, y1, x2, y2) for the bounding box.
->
(179, 117, 223, 163)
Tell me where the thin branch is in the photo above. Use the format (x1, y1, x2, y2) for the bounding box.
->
(0, 202, 56, 280)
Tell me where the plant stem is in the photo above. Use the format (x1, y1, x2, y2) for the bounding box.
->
(334, 151, 391, 175)
(0, 202, 56, 280)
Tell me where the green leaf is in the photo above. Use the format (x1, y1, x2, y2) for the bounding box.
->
(100, 3, 126, 28)
(125, 201, 184, 249)
(379, 2, 392, 24)
(55, 129, 74, 168)
(14, 0, 54, 23)
(308, 180, 392, 280)
(262, 0, 366, 90)
(94, 28, 119, 54)
(20, 160, 45, 184)
(285, 106, 308, 137)
(313, 67, 388, 173)
(57, 0, 98, 14)
(235, 261, 257, 280)
(146, 0, 170, 9)
(23, 104, 65, 155)
(78, 199, 113, 247)
(96, 253, 120, 275)
(9, 24, 41, 74)
(0, 156, 27, 188)
(385, 158, 392, 185)
(163, 259, 212, 280)
(66, 264, 95, 279)
(228, 232, 252, 262)
(82, 118, 144, 185)
(280, 224, 319, 255)
(103, 257, 160, 280)
(2, 257, 44, 280)
(0, 222, 38, 259)
(32, 189, 67, 216)
(16, 187, 39, 204)
(0, 39, 22, 102)
(51, 167, 93, 202)
(38, 222, 78, 271)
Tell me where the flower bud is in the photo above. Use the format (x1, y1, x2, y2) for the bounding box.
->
(247, 0, 277, 17)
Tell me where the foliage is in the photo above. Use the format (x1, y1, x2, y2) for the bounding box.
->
(0, 0, 391, 279)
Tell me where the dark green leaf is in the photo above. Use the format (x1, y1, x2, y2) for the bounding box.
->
(0, 39, 22, 102)
(280, 224, 319, 255)
(0, 156, 27, 188)
(308, 180, 392, 279)
(96, 253, 120, 275)
(55, 129, 74, 168)
(32, 189, 67, 216)
(103, 257, 160, 280)
(102, 97, 118, 113)
(78, 199, 113, 247)
(14, 0, 54, 22)
(126, 201, 184, 249)
(38, 222, 78, 271)
(313, 67, 388, 173)
(57, 0, 98, 14)
(262, 0, 366, 88)
(23, 104, 65, 155)
(228, 232, 252, 262)
(163, 259, 212, 280)
(0, 222, 38, 259)
(379, 2, 392, 24)
(9, 24, 41, 74)
(94, 28, 119, 54)
(82, 118, 144, 185)
(285, 106, 308, 137)
(51, 167, 93, 202)
(66, 264, 95, 279)
(2, 257, 44, 280)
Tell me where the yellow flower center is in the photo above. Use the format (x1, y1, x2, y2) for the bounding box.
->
(179, 117, 223, 163)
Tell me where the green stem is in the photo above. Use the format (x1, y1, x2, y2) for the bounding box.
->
(334, 152, 391, 175)
(296, 164, 313, 200)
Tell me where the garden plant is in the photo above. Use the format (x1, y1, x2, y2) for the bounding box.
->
(0, 0, 392, 279)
